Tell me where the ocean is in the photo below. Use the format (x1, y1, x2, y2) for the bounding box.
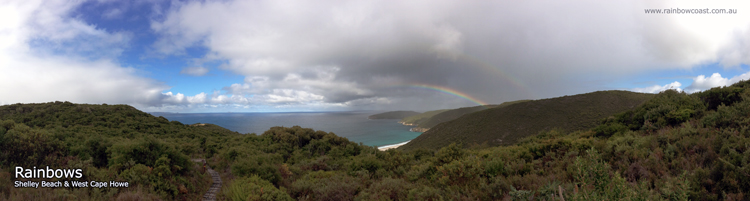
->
(154, 111, 422, 148)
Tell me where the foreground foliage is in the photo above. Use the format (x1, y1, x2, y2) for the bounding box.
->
(2, 80, 750, 200)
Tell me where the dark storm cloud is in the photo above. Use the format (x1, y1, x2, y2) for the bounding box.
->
(150, 0, 750, 110)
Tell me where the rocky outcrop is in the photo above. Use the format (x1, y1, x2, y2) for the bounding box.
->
(398, 121, 417, 126)
(410, 127, 429, 132)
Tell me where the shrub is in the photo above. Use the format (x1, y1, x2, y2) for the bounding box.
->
(290, 171, 361, 201)
(593, 121, 629, 137)
(1, 123, 64, 167)
(607, 89, 705, 131)
(694, 86, 745, 110)
(435, 156, 483, 186)
(348, 154, 382, 174)
(484, 158, 506, 177)
(225, 175, 293, 201)
(355, 177, 412, 201)
(435, 143, 464, 165)
(108, 137, 190, 175)
(231, 156, 283, 186)
(407, 186, 444, 201)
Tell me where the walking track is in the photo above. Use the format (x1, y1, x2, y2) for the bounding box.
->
(191, 159, 222, 201)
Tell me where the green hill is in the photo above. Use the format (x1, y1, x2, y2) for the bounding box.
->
(6, 81, 750, 200)
(368, 111, 420, 119)
(398, 109, 450, 126)
(0, 102, 245, 200)
(411, 100, 530, 132)
(400, 91, 655, 150)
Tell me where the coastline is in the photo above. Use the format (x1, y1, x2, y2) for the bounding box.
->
(378, 140, 410, 151)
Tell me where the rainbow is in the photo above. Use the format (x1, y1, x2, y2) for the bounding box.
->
(405, 84, 489, 106)
(454, 53, 536, 99)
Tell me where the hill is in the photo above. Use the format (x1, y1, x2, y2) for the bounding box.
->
(398, 109, 450, 126)
(400, 91, 654, 150)
(368, 111, 420, 119)
(0, 102, 246, 200)
(411, 100, 530, 132)
(5, 81, 750, 200)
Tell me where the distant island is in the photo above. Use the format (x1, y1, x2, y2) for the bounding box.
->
(367, 110, 420, 119)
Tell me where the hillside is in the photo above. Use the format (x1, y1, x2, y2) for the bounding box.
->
(0, 102, 243, 200)
(398, 109, 450, 126)
(5, 81, 750, 200)
(368, 110, 420, 119)
(400, 91, 654, 150)
(412, 100, 530, 132)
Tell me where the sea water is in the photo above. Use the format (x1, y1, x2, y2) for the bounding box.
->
(155, 111, 421, 148)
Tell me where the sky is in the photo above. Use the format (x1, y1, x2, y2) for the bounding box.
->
(1, 0, 750, 113)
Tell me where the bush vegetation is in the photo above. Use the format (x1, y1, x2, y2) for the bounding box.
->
(401, 90, 655, 150)
(2, 80, 750, 200)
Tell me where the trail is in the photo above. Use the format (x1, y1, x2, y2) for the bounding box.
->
(192, 159, 222, 201)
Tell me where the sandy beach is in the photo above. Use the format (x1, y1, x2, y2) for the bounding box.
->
(378, 140, 410, 151)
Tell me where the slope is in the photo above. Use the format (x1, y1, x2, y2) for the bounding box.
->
(5, 81, 750, 200)
(400, 90, 655, 150)
(0, 102, 240, 200)
(398, 109, 450, 126)
(368, 111, 421, 119)
(412, 100, 530, 132)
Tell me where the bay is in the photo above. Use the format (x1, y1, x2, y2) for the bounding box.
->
(154, 111, 421, 147)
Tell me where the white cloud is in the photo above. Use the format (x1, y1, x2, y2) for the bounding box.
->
(102, 8, 123, 19)
(162, 92, 185, 104)
(0, 53, 169, 106)
(186, 92, 207, 104)
(631, 71, 750, 95)
(685, 73, 729, 92)
(180, 66, 209, 76)
(685, 72, 750, 92)
(0, 0, 166, 108)
(631, 81, 683, 93)
(266, 89, 325, 103)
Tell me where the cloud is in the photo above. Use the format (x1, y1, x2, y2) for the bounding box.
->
(266, 89, 325, 103)
(685, 72, 750, 92)
(631, 71, 750, 94)
(102, 8, 123, 19)
(180, 66, 209, 76)
(5, 0, 750, 112)
(0, 0, 167, 108)
(631, 81, 683, 93)
(186, 92, 207, 104)
(148, 0, 750, 111)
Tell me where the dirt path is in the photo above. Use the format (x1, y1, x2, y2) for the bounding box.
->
(192, 159, 222, 201)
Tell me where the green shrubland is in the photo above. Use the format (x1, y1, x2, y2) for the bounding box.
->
(3, 80, 750, 200)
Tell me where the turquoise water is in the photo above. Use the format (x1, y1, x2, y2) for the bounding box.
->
(154, 112, 422, 147)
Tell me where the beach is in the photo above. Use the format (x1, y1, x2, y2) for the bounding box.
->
(378, 140, 410, 151)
